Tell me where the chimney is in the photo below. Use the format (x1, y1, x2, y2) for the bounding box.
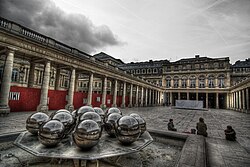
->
(195, 55, 200, 58)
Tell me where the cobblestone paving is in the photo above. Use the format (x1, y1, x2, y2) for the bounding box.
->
(0, 107, 250, 166)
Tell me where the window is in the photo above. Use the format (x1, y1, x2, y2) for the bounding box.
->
(99, 82, 101, 87)
(173, 76, 179, 88)
(147, 69, 152, 73)
(218, 74, 225, 88)
(159, 80, 162, 86)
(107, 82, 111, 87)
(181, 76, 187, 88)
(166, 76, 171, 88)
(12, 68, 19, 82)
(190, 76, 196, 88)
(94, 82, 98, 87)
(208, 75, 215, 88)
(199, 75, 205, 88)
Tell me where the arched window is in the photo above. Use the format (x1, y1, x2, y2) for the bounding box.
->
(208, 75, 215, 88)
(166, 76, 171, 88)
(153, 68, 158, 73)
(190, 76, 196, 88)
(199, 75, 205, 88)
(181, 76, 187, 88)
(218, 74, 225, 88)
(147, 69, 152, 74)
(173, 76, 179, 88)
(11, 68, 19, 82)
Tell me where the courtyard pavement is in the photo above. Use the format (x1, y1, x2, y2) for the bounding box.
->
(0, 106, 250, 167)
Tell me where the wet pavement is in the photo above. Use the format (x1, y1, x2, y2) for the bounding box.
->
(0, 106, 250, 167)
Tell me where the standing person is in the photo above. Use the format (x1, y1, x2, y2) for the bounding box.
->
(196, 117, 208, 137)
(168, 119, 177, 131)
(224, 125, 236, 141)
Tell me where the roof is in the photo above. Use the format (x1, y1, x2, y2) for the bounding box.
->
(232, 58, 250, 68)
(93, 52, 124, 64)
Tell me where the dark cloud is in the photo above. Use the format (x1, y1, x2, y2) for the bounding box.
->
(0, 0, 122, 53)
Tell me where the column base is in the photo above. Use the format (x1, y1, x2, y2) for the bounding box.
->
(121, 104, 126, 108)
(0, 106, 10, 116)
(37, 104, 49, 114)
(140, 104, 144, 107)
(100, 104, 106, 110)
(87, 103, 92, 107)
(134, 104, 139, 107)
(128, 104, 133, 108)
(65, 104, 74, 112)
(112, 104, 117, 107)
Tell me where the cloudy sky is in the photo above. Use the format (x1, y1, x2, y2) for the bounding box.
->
(0, 0, 249, 64)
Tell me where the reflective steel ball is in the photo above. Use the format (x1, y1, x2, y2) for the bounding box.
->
(104, 113, 122, 137)
(52, 112, 75, 136)
(77, 106, 95, 117)
(50, 109, 71, 118)
(93, 107, 105, 122)
(73, 120, 101, 149)
(106, 107, 122, 117)
(130, 113, 141, 119)
(38, 120, 65, 147)
(79, 112, 103, 128)
(71, 110, 77, 119)
(26, 112, 49, 135)
(115, 116, 140, 145)
(130, 115, 146, 135)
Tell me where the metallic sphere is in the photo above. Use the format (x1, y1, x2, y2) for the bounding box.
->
(130, 113, 147, 135)
(93, 107, 105, 121)
(52, 112, 75, 136)
(79, 112, 103, 128)
(116, 116, 140, 145)
(73, 120, 101, 149)
(26, 112, 49, 135)
(38, 120, 65, 147)
(77, 106, 95, 117)
(50, 109, 71, 118)
(104, 113, 122, 137)
(106, 107, 122, 119)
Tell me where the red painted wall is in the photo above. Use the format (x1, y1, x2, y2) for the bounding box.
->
(106, 94, 113, 107)
(48, 90, 67, 110)
(73, 92, 88, 109)
(92, 93, 102, 107)
(9, 86, 40, 112)
(8, 86, 129, 112)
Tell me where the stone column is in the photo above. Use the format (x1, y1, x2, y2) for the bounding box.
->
(187, 92, 189, 100)
(128, 84, 133, 108)
(205, 78, 208, 88)
(170, 79, 173, 88)
(215, 78, 218, 88)
(55, 68, 61, 90)
(187, 79, 190, 88)
(112, 80, 118, 107)
(196, 92, 199, 101)
(140, 87, 144, 107)
(246, 88, 249, 113)
(239, 90, 242, 111)
(178, 92, 181, 100)
(65, 68, 75, 111)
(87, 73, 93, 106)
(148, 89, 152, 106)
(0, 49, 15, 115)
(37, 60, 51, 113)
(206, 93, 208, 109)
(145, 88, 148, 107)
(226, 93, 229, 109)
(74, 73, 79, 92)
(28, 62, 35, 88)
(135, 85, 139, 107)
(216, 93, 219, 109)
(101, 76, 107, 109)
(170, 92, 172, 106)
(242, 89, 246, 111)
(121, 82, 126, 108)
(236, 91, 239, 110)
(196, 78, 199, 88)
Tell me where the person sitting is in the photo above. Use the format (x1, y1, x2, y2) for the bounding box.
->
(224, 125, 236, 141)
(168, 119, 177, 131)
(196, 117, 208, 137)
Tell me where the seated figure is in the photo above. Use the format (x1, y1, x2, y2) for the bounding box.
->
(168, 119, 177, 131)
(224, 125, 236, 141)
